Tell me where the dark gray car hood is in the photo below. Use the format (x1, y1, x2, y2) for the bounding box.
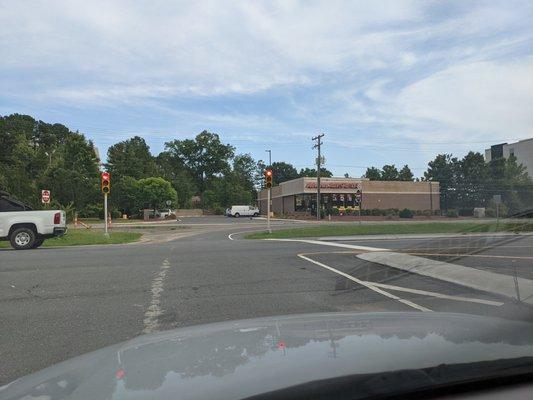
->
(2, 312, 533, 400)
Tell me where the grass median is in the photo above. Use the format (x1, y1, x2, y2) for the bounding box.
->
(245, 222, 533, 239)
(0, 229, 142, 248)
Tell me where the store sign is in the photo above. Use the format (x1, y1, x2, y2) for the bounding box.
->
(305, 181, 361, 189)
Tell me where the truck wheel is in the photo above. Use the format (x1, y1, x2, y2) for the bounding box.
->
(33, 237, 45, 249)
(253, 212, 259, 217)
(234, 213, 240, 218)
(10, 227, 36, 250)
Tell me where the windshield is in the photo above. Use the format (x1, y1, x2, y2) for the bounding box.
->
(1, 1, 532, 398)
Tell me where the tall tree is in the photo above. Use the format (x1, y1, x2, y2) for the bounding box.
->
(137, 177, 177, 213)
(364, 167, 381, 180)
(298, 167, 333, 178)
(381, 164, 400, 181)
(106, 136, 155, 180)
(424, 154, 460, 211)
(398, 165, 414, 181)
(270, 161, 299, 184)
(456, 151, 489, 209)
(163, 131, 235, 200)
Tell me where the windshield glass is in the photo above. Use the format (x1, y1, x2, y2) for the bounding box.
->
(1, 1, 532, 398)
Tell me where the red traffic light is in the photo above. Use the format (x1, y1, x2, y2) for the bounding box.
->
(265, 169, 272, 177)
(101, 172, 111, 194)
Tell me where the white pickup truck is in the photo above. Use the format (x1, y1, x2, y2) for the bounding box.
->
(0, 191, 67, 250)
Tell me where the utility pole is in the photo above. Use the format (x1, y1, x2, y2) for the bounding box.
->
(312, 134, 324, 222)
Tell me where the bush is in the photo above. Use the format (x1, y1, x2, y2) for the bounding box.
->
(446, 209, 458, 218)
(371, 208, 381, 216)
(458, 208, 473, 216)
(486, 201, 508, 218)
(422, 210, 433, 217)
(385, 208, 399, 216)
(399, 208, 414, 218)
(78, 203, 102, 218)
(360, 209, 371, 216)
(330, 207, 340, 216)
(211, 204, 225, 215)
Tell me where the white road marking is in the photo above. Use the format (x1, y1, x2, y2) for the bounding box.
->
(143, 258, 171, 334)
(266, 238, 388, 251)
(298, 254, 432, 312)
(366, 282, 504, 306)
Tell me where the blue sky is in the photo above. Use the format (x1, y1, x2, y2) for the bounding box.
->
(1, 0, 532, 177)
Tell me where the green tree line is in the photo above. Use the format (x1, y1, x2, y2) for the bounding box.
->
(2, 114, 531, 218)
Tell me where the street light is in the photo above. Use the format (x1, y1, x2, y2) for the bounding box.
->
(265, 149, 271, 167)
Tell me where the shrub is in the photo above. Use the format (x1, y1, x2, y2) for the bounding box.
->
(486, 201, 508, 218)
(330, 207, 340, 216)
(371, 208, 381, 216)
(458, 208, 473, 216)
(361, 209, 371, 216)
(446, 209, 458, 218)
(422, 210, 433, 217)
(399, 208, 414, 218)
(211, 204, 225, 215)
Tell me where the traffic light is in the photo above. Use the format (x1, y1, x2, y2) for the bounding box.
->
(101, 172, 111, 194)
(265, 169, 273, 189)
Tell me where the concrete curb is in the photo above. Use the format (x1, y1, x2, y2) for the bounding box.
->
(357, 252, 533, 305)
(317, 232, 533, 241)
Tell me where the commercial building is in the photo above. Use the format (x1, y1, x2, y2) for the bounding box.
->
(258, 177, 440, 216)
(484, 138, 533, 177)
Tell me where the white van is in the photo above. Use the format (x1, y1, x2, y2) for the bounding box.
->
(228, 205, 259, 218)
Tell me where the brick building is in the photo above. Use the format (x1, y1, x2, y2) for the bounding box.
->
(258, 177, 439, 215)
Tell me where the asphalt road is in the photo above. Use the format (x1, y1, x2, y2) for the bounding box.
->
(1, 216, 532, 384)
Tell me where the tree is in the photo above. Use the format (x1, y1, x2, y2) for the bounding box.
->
(424, 154, 460, 211)
(381, 164, 400, 181)
(110, 176, 140, 215)
(270, 162, 299, 184)
(163, 131, 235, 201)
(0, 114, 100, 211)
(364, 167, 381, 180)
(456, 151, 490, 209)
(155, 151, 196, 208)
(106, 136, 155, 180)
(137, 177, 177, 212)
(298, 167, 333, 178)
(398, 165, 414, 181)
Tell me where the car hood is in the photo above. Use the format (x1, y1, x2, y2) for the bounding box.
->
(2, 312, 533, 400)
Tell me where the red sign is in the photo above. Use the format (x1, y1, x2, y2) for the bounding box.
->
(305, 181, 361, 189)
(41, 189, 50, 204)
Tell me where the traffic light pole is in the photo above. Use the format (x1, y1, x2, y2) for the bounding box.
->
(267, 188, 271, 234)
(104, 193, 109, 238)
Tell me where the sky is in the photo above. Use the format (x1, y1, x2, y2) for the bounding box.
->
(1, 0, 532, 178)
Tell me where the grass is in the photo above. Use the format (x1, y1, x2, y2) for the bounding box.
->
(246, 222, 533, 239)
(0, 229, 142, 248)
(76, 218, 143, 224)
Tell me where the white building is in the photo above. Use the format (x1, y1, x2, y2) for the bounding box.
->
(484, 138, 533, 177)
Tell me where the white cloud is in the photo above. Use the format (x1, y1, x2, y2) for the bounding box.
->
(396, 57, 533, 140)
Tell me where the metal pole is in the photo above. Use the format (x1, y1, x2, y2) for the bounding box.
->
(267, 188, 271, 234)
(429, 181, 433, 213)
(265, 149, 272, 234)
(104, 193, 109, 237)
